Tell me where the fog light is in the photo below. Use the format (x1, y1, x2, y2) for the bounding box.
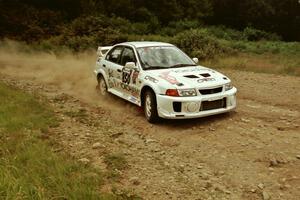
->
(228, 95, 236, 106)
(187, 102, 200, 112)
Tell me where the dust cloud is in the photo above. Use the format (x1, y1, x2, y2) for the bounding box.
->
(0, 40, 141, 117)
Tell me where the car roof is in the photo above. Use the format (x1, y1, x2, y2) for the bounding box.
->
(119, 41, 174, 48)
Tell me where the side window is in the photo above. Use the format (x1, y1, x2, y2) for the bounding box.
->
(106, 46, 123, 64)
(120, 47, 136, 66)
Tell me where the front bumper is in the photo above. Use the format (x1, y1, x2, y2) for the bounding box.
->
(156, 87, 237, 119)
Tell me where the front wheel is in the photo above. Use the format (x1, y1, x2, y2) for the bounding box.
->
(144, 90, 159, 123)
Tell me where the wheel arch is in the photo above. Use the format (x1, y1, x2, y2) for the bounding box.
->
(96, 69, 109, 85)
(97, 72, 103, 81)
(140, 85, 156, 106)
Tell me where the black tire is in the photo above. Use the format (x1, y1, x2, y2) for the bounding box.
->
(144, 90, 159, 123)
(97, 75, 108, 96)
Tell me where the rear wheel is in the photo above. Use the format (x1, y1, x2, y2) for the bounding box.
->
(144, 90, 159, 123)
(97, 75, 107, 96)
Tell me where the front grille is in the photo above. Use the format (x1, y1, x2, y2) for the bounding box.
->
(200, 98, 226, 111)
(199, 87, 223, 95)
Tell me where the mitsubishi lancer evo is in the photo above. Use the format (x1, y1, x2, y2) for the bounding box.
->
(94, 42, 237, 123)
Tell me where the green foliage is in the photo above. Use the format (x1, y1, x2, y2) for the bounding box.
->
(104, 154, 128, 171)
(169, 20, 201, 32)
(1, 1, 299, 60)
(205, 26, 244, 41)
(160, 20, 202, 36)
(39, 15, 129, 51)
(0, 2, 64, 42)
(0, 138, 108, 199)
(172, 29, 234, 59)
(0, 0, 299, 41)
(0, 83, 106, 199)
(130, 23, 150, 35)
(243, 27, 281, 41)
(127, 34, 171, 43)
(198, 26, 281, 42)
(211, 0, 300, 41)
(228, 41, 300, 55)
(0, 82, 142, 199)
(0, 84, 57, 132)
(204, 52, 300, 77)
(62, 15, 128, 49)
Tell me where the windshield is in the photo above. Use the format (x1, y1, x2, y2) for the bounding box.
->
(137, 46, 196, 70)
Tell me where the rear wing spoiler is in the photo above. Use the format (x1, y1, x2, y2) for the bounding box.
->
(97, 46, 113, 58)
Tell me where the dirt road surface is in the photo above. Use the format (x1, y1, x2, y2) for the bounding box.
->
(0, 49, 300, 200)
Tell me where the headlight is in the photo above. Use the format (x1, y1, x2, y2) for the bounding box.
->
(178, 89, 197, 97)
(225, 82, 233, 91)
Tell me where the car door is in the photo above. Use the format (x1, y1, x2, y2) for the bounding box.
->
(119, 47, 140, 103)
(104, 46, 124, 92)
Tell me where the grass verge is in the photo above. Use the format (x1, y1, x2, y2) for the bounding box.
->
(0, 82, 119, 199)
(203, 53, 300, 77)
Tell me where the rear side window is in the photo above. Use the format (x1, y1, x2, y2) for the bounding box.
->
(120, 47, 136, 66)
(106, 46, 123, 64)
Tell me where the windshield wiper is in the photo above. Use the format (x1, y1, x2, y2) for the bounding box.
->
(169, 64, 197, 68)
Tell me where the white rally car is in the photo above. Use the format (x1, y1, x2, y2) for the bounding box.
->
(94, 42, 237, 123)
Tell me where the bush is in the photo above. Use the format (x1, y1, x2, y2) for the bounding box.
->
(243, 27, 281, 41)
(127, 34, 171, 43)
(66, 15, 109, 37)
(161, 20, 201, 36)
(172, 29, 233, 59)
(227, 40, 300, 55)
(40, 28, 128, 52)
(108, 17, 133, 34)
(35, 15, 130, 51)
(131, 23, 151, 35)
(206, 26, 244, 41)
(169, 20, 201, 30)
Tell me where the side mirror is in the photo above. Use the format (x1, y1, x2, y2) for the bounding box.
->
(192, 58, 199, 64)
(125, 62, 137, 70)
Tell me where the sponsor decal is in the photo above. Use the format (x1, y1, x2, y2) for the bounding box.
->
(197, 78, 216, 83)
(174, 68, 205, 73)
(122, 68, 139, 85)
(129, 96, 138, 103)
(120, 83, 139, 97)
(122, 68, 132, 84)
(132, 71, 139, 84)
(159, 71, 179, 85)
(145, 76, 159, 83)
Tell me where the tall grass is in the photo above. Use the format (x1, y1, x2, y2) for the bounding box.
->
(0, 83, 116, 199)
(203, 53, 300, 76)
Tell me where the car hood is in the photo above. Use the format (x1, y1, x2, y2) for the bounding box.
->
(146, 66, 229, 89)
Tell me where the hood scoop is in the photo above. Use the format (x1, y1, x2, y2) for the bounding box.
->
(200, 73, 211, 77)
(184, 75, 199, 78)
